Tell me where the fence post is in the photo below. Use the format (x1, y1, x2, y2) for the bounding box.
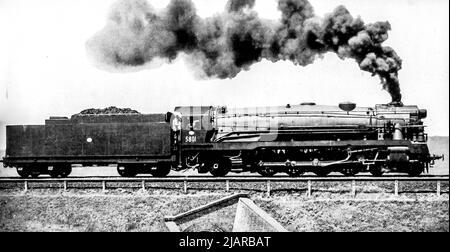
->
(141, 180, 145, 191)
(266, 180, 271, 197)
(437, 181, 441, 196)
(394, 180, 399, 196)
(226, 180, 230, 192)
(183, 180, 188, 194)
(102, 181, 106, 191)
(24, 181, 28, 192)
(307, 180, 312, 197)
(63, 180, 67, 191)
(352, 180, 356, 197)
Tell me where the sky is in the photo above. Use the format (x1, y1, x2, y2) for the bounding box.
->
(0, 0, 448, 149)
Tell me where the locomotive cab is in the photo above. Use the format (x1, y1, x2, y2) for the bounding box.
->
(174, 106, 215, 144)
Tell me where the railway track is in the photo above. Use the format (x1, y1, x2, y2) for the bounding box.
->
(0, 173, 446, 179)
(0, 175, 448, 197)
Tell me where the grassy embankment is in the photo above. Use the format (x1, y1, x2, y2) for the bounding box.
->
(0, 192, 448, 232)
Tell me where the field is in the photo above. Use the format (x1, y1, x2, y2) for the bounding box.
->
(258, 197, 448, 232)
(0, 191, 447, 232)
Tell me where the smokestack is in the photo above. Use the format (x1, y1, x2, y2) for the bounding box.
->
(86, 0, 403, 103)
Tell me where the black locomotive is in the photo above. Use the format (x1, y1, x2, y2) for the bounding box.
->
(2, 103, 442, 178)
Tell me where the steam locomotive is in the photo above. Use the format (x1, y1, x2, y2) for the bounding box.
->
(2, 103, 442, 178)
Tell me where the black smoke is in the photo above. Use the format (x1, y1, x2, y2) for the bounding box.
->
(86, 0, 403, 103)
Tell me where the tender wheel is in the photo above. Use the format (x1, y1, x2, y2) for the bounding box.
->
(50, 169, 59, 178)
(117, 167, 128, 177)
(17, 167, 30, 178)
(150, 163, 171, 177)
(286, 168, 305, 177)
(30, 172, 40, 178)
(117, 166, 137, 177)
(258, 167, 277, 177)
(60, 166, 72, 178)
(50, 165, 72, 178)
(208, 158, 231, 177)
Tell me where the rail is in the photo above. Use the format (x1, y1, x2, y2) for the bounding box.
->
(0, 176, 448, 197)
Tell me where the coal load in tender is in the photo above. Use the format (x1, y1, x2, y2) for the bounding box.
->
(69, 106, 165, 124)
(73, 106, 141, 116)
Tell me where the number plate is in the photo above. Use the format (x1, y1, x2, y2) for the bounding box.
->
(185, 135, 197, 143)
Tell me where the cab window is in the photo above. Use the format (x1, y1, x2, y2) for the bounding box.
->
(182, 116, 202, 131)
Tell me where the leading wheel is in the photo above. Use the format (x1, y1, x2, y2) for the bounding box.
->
(408, 163, 424, 177)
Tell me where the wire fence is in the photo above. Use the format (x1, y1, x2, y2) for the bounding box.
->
(0, 176, 448, 197)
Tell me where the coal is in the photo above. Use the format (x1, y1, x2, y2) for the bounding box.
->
(73, 106, 141, 116)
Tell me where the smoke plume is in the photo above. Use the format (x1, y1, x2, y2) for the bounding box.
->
(86, 0, 403, 103)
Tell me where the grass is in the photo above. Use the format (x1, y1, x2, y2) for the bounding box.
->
(0, 193, 225, 232)
(257, 198, 449, 232)
(0, 191, 448, 232)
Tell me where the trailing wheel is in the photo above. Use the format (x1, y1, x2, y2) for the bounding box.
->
(150, 162, 171, 177)
(208, 157, 231, 177)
